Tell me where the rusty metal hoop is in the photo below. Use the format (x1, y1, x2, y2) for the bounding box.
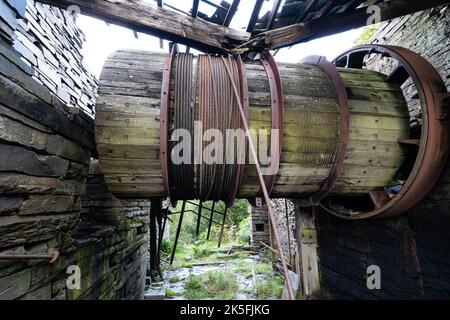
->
(323, 44, 450, 220)
(259, 51, 284, 197)
(226, 55, 250, 206)
(160, 47, 176, 203)
(297, 55, 350, 207)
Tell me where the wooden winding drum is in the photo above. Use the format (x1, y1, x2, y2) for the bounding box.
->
(95, 47, 449, 219)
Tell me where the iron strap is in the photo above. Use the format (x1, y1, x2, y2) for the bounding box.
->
(225, 55, 250, 206)
(299, 55, 350, 206)
(259, 51, 284, 198)
(160, 47, 176, 202)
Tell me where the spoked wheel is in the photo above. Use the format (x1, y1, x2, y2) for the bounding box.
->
(317, 45, 450, 220)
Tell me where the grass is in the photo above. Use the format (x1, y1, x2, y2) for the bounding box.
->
(167, 275, 180, 284)
(226, 251, 252, 259)
(256, 275, 285, 299)
(192, 244, 212, 259)
(165, 288, 178, 298)
(163, 240, 286, 300)
(184, 271, 239, 300)
(254, 262, 274, 275)
(234, 259, 253, 275)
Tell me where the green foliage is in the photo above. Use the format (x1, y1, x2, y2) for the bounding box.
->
(226, 251, 251, 260)
(256, 275, 285, 299)
(165, 288, 178, 298)
(184, 271, 238, 300)
(234, 260, 253, 279)
(192, 244, 212, 259)
(255, 262, 274, 275)
(185, 274, 203, 291)
(167, 275, 180, 284)
(234, 259, 252, 273)
(215, 200, 249, 227)
(236, 216, 251, 245)
(160, 239, 172, 253)
(170, 200, 249, 246)
(354, 24, 379, 45)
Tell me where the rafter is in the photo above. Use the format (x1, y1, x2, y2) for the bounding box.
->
(223, 0, 241, 27)
(247, 0, 265, 33)
(237, 0, 450, 51)
(36, 0, 250, 53)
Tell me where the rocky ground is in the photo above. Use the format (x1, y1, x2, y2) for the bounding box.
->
(145, 246, 285, 300)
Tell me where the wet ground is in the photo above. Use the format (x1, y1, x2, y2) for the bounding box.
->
(145, 251, 283, 300)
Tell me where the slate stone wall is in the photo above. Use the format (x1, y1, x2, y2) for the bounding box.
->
(249, 204, 270, 246)
(250, 200, 298, 268)
(0, 1, 149, 300)
(1, 0, 97, 116)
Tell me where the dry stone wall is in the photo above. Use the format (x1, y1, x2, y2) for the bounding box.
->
(0, 0, 149, 300)
(249, 200, 298, 268)
(1, 0, 97, 116)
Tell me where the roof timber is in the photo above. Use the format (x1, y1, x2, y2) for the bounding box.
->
(237, 0, 450, 51)
(36, 0, 250, 53)
(35, 0, 449, 54)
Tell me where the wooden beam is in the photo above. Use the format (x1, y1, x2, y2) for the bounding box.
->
(296, 205, 320, 299)
(206, 201, 216, 240)
(191, 0, 200, 18)
(246, 0, 265, 32)
(36, 0, 250, 53)
(223, 0, 240, 27)
(149, 199, 162, 277)
(237, 0, 450, 51)
(294, 0, 318, 23)
(266, 0, 283, 30)
(170, 200, 186, 265)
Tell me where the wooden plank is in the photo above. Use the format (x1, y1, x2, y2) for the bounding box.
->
(97, 144, 159, 159)
(0, 1, 18, 30)
(238, 0, 450, 50)
(296, 205, 320, 299)
(36, 0, 250, 53)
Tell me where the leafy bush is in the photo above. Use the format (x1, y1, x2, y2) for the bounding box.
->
(170, 200, 250, 246)
(160, 239, 172, 253)
(354, 24, 379, 45)
(192, 244, 212, 259)
(236, 216, 251, 245)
